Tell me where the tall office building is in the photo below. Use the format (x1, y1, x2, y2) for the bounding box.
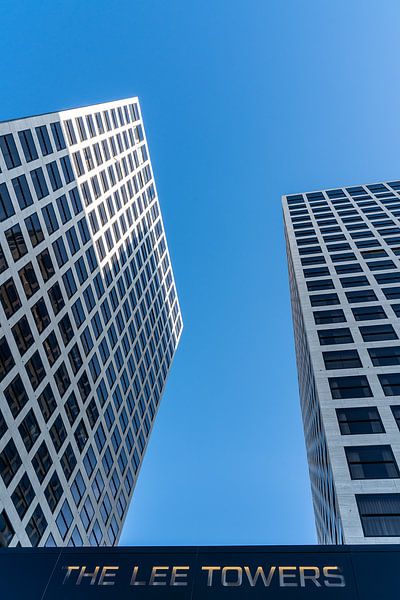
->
(0, 98, 182, 547)
(283, 181, 400, 545)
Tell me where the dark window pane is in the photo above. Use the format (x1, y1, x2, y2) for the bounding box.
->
(0, 439, 21, 485)
(318, 328, 354, 345)
(12, 316, 33, 355)
(346, 446, 399, 480)
(356, 494, 400, 537)
(329, 375, 372, 399)
(5, 224, 28, 261)
(18, 262, 39, 298)
(31, 298, 51, 333)
(26, 504, 47, 546)
(379, 373, 400, 396)
(18, 129, 38, 162)
(35, 125, 53, 156)
(12, 175, 33, 209)
(18, 409, 40, 451)
(0, 134, 21, 169)
(352, 306, 387, 322)
(4, 375, 28, 417)
(360, 324, 398, 342)
(0, 336, 15, 382)
(25, 350, 45, 390)
(24, 213, 44, 247)
(337, 407, 384, 435)
(323, 349, 362, 370)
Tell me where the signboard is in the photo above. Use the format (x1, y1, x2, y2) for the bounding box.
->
(1, 544, 399, 599)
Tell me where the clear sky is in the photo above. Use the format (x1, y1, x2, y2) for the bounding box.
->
(2, 0, 400, 546)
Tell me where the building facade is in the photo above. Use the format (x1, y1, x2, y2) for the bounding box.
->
(0, 98, 182, 547)
(283, 182, 400, 544)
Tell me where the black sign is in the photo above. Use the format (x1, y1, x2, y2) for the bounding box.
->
(1, 544, 399, 599)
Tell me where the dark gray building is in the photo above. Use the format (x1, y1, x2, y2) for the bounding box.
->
(283, 181, 400, 544)
(0, 98, 182, 547)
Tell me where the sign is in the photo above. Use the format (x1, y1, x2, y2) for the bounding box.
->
(1, 544, 399, 599)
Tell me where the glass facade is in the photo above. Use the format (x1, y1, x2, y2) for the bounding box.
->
(283, 182, 400, 543)
(0, 98, 182, 547)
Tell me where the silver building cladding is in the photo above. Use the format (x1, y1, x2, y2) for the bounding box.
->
(0, 98, 182, 547)
(283, 181, 400, 545)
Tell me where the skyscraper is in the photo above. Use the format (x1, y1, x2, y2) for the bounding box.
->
(0, 98, 182, 547)
(283, 181, 400, 545)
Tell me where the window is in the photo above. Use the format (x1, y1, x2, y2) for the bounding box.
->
(359, 324, 398, 342)
(36, 249, 55, 283)
(41, 203, 59, 234)
(54, 362, 71, 397)
(306, 279, 334, 291)
(0, 134, 21, 169)
(52, 237, 68, 268)
(19, 408, 40, 451)
(323, 349, 361, 370)
(50, 414, 67, 451)
(56, 500, 73, 540)
(378, 373, 400, 396)
(64, 120, 77, 145)
(48, 282, 65, 315)
(12, 316, 33, 355)
(368, 347, 400, 366)
(35, 125, 53, 155)
(26, 504, 47, 546)
(336, 407, 384, 435)
(391, 406, 400, 430)
(61, 443, 76, 480)
(0, 278, 21, 318)
(58, 313, 74, 346)
(60, 155, 74, 183)
(56, 194, 72, 224)
(50, 122, 66, 151)
(12, 473, 35, 518)
(0, 439, 21, 485)
(46, 161, 62, 191)
(62, 268, 77, 299)
(346, 446, 399, 480)
(37, 384, 56, 422)
(0, 336, 14, 382)
(340, 276, 369, 288)
(18, 129, 38, 162)
(19, 262, 39, 298)
(31, 298, 51, 333)
(24, 213, 44, 247)
(345, 289, 378, 303)
(318, 328, 353, 345)
(4, 375, 28, 417)
(31, 167, 49, 200)
(65, 391, 80, 425)
(43, 331, 61, 366)
(0, 183, 15, 222)
(375, 272, 400, 285)
(68, 343, 83, 375)
(352, 306, 387, 321)
(310, 293, 339, 307)
(74, 419, 88, 452)
(12, 175, 33, 209)
(25, 350, 45, 390)
(335, 263, 362, 275)
(0, 244, 8, 274)
(329, 375, 372, 399)
(5, 224, 28, 261)
(45, 471, 63, 511)
(356, 494, 400, 537)
(383, 287, 400, 300)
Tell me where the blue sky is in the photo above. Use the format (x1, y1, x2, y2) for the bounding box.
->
(2, 0, 400, 546)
